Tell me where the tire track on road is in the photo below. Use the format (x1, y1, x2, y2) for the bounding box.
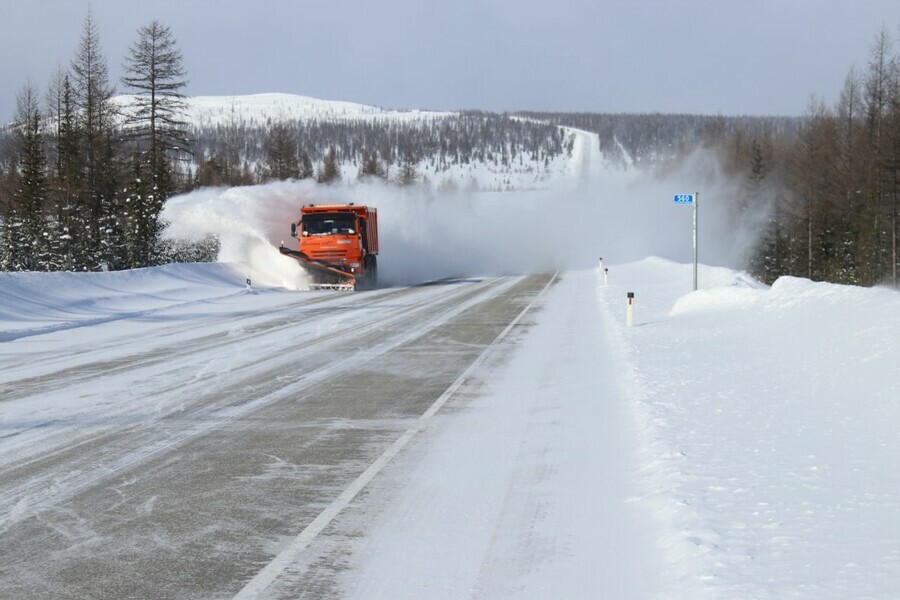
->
(0, 277, 518, 536)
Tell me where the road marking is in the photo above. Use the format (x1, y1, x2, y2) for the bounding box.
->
(233, 272, 559, 598)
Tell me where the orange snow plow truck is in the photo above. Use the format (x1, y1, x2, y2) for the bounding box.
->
(279, 203, 378, 291)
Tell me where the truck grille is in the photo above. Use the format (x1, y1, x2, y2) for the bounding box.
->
(309, 250, 347, 260)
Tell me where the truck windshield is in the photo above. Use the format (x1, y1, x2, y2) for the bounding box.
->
(303, 214, 356, 235)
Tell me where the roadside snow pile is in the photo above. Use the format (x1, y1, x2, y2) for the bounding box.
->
(0, 263, 249, 341)
(598, 258, 900, 599)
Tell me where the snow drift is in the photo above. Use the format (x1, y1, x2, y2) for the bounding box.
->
(598, 259, 900, 599)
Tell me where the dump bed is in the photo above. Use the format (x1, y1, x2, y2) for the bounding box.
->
(365, 208, 378, 255)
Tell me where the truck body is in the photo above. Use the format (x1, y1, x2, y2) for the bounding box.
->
(279, 203, 378, 290)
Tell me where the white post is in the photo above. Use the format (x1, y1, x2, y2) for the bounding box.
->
(598, 257, 604, 271)
(603, 268, 609, 286)
(246, 277, 252, 290)
(693, 192, 699, 292)
(626, 292, 634, 327)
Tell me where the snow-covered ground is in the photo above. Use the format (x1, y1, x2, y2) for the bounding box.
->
(3, 257, 898, 598)
(112, 93, 454, 128)
(335, 259, 900, 599)
(603, 259, 900, 599)
(0, 262, 253, 341)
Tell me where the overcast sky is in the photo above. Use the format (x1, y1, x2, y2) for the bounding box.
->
(2, 0, 900, 123)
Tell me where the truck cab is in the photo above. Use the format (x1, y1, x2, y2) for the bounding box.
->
(282, 203, 378, 290)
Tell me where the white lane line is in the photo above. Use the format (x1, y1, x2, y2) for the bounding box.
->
(233, 272, 559, 599)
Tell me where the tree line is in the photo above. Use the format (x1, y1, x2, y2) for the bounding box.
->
(0, 11, 199, 272)
(520, 111, 802, 168)
(698, 27, 900, 287)
(747, 27, 900, 287)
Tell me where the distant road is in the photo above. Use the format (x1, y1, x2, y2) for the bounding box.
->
(0, 275, 553, 598)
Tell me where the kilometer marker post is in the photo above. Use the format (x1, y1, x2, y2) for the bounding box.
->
(693, 192, 698, 291)
(674, 192, 699, 291)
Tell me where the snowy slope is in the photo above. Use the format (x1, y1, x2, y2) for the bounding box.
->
(0, 263, 251, 342)
(112, 92, 454, 128)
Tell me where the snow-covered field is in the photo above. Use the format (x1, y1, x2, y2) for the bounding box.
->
(604, 259, 900, 599)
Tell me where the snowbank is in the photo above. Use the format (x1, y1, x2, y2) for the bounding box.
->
(598, 258, 900, 599)
(0, 263, 250, 341)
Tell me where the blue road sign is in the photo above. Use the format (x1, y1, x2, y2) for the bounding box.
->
(674, 193, 694, 205)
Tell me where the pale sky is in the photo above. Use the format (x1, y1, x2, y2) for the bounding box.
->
(2, 0, 899, 123)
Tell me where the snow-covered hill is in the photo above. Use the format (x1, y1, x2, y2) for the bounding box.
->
(112, 92, 454, 128)
(112, 92, 581, 191)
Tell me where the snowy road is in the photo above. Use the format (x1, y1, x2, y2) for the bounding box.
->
(0, 273, 558, 598)
(6, 258, 898, 598)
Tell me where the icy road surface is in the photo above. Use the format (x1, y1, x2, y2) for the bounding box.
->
(3, 268, 647, 598)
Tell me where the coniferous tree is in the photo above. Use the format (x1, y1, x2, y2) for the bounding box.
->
(42, 70, 82, 271)
(0, 170, 10, 270)
(5, 83, 49, 271)
(317, 146, 340, 183)
(298, 149, 314, 180)
(55, 74, 86, 270)
(833, 67, 865, 283)
(194, 156, 227, 187)
(71, 7, 119, 270)
(397, 144, 418, 186)
(881, 41, 900, 286)
(862, 27, 894, 283)
(358, 150, 386, 180)
(122, 19, 190, 266)
(261, 122, 299, 181)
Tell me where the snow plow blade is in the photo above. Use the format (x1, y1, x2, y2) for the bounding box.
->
(279, 247, 357, 291)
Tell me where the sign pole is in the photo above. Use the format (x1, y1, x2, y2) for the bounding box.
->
(673, 192, 699, 291)
(693, 191, 698, 291)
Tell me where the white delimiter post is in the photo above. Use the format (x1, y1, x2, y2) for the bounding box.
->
(626, 292, 634, 327)
(603, 268, 609, 285)
(598, 257, 604, 271)
(693, 192, 699, 292)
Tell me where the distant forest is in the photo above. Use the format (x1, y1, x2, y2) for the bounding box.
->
(518, 111, 803, 168)
(188, 111, 569, 188)
(1, 11, 898, 289)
